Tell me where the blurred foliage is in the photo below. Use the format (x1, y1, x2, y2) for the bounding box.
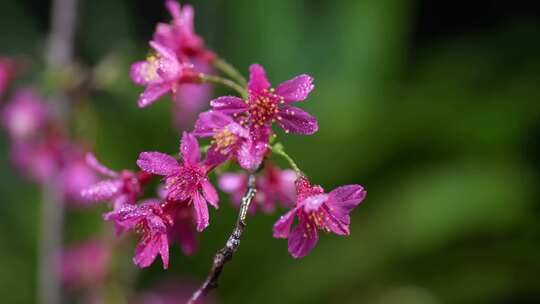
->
(0, 0, 539, 303)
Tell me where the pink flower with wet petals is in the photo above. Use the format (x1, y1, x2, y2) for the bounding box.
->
(81, 153, 153, 210)
(130, 41, 193, 108)
(2, 88, 48, 140)
(211, 64, 318, 135)
(194, 110, 264, 169)
(137, 132, 218, 231)
(273, 176, 366, 258)
(104, 201, 171, 268)
(154, 0, 215, 62)
(219, 163, 296, 213)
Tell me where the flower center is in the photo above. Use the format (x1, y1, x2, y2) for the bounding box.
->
(248, 93, 279, 127)
(166, 165, 204, 201)
(213, 127, 237, 153)
(144, 55, 160, 82)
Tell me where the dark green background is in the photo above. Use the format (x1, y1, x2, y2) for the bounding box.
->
(1, 0, 539, 303)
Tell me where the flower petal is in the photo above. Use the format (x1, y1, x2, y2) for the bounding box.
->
(302, 194, 329, 212)
(192, 191, 209, 232)
(158, 233, 169, 269)
(272, 208, 297, 238)
(138, 83, 171, 108)
(137, 152, 179, 176)
(81, 180, 123, 202)
(133, 234, 162, 268)
(180, 132, 200, 165)
(275, 74, 314, 103)
(277, 106, 318, 135)
(175, 219, 198, 256)
(201, 179, 219, 209)
(204, 146, 230, 168)
(193, 111, 234, 137)
(165, 0, 182, 20)
(327, 185, 366, 226)
(210, 96, 247, 115)
(248, 64, 271, 93)
(287, 216, 319, 259)
(85, 153, 118, 178)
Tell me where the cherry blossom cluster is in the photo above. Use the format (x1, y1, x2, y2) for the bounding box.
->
(78, 0, 367, 271)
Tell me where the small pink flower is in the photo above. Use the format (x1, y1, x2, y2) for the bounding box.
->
(61, 240, 110, 289)
(2, 88, 48, 140)
(81, 153, 153, 210)
(0, 58, 17, 100)
(273, 176, 366, 258)
(219, 163, 296, 213)
(154, 1, 215, 62)
(130, 41, 193, 108)
(136, 132, 218, 231)
(210, 64, 318, 135)
(104, 201, 171, 269)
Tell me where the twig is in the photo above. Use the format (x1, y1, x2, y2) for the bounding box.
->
(213, 58, 247, 86)
(39, 0, 79, 303)
(187, 173, 257, 304)
(199, 73, 248, 100)
(38, 181, 64, 304)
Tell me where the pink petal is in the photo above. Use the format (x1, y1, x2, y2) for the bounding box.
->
(327, 185, 366, 226)
(165, 0, 182, 20)
(133, 234, 161, 268)
(81, 180, 122, 202)
(204, 146, 230, 168)
(272, 208, 297, 238)
(193, 111, 234, 137)
(138, 83, 171, 108)
(159, 233, 170, 269)
(192, 191, 209, 232)
(275, 74, 314, 103)
(178, 4, 195, 33)
(149, 40, 177, 62)
(201, 179, 219, 209)
(277, 170, 297, 207)
(130, 61, 151, 86)
(248, 64, 271, 93)
(180, 132, 200, 165)
(85, 153, 118, 178)
(277, 106, 318, 135)
(218, 173, 246, 194)
(137, 152, 179, 176)
(236, 129, 270, 170)
(210, 96, 247, 115)
(287, 216, 319, 259)
(175, 220, 198, 256)
(302, 194, 329, 212)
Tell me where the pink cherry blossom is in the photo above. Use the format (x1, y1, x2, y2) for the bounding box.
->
(130, 41, 193, 108)
(81, 153, 153, 210)
(219, 163, 296, 214)
(136, 132, 218, 231)
(154, 0, 215, 62)
(210, 64, 318, 135)
(273, 176, 366, 258)
(104, 201, 171, 269)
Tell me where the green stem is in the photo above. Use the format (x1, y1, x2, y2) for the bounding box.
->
(270, 143, 302, 175)
(199, 73, 248, 99)
(213, 58, 247, 86)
